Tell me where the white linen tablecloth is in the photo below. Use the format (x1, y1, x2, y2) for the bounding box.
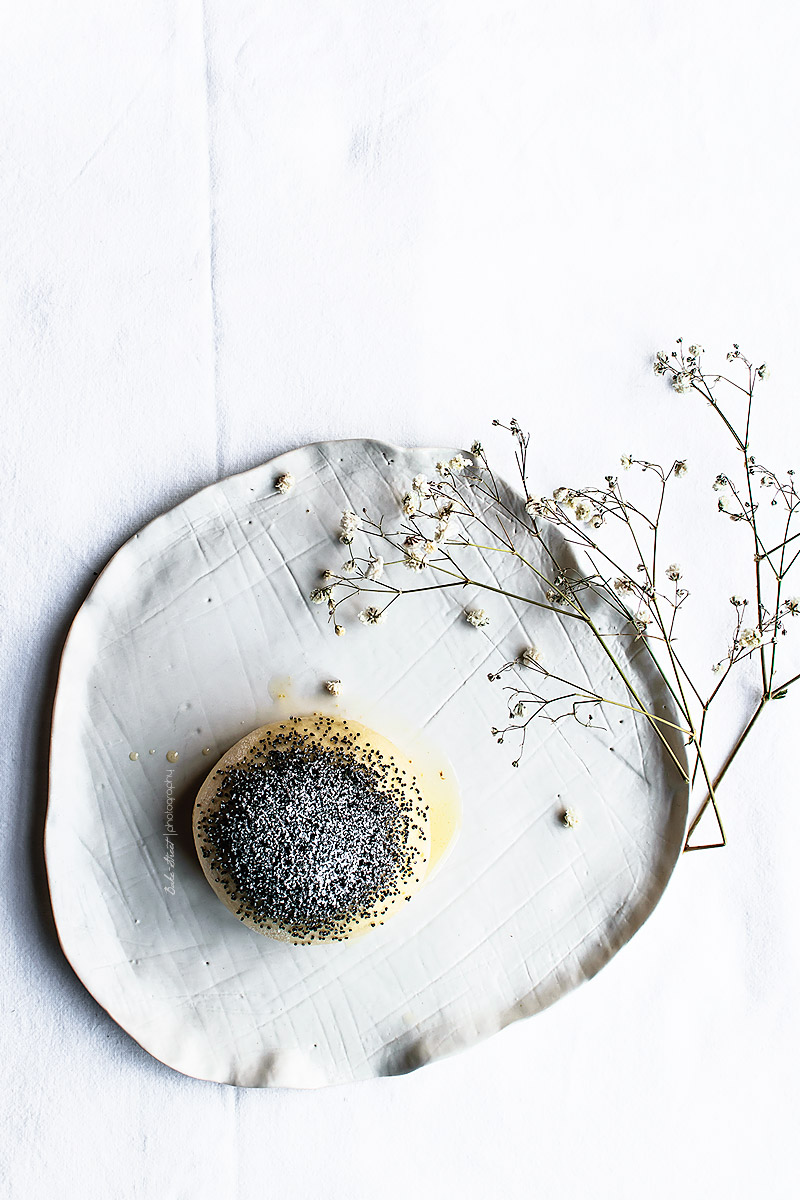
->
(2, 2, 798, 1196)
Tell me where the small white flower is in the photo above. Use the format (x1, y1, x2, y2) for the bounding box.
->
(729, 595, 746, 607)
(633, 609, 652, 634)
(524, 495, 543, 515)
(464, 607, 490, 628)
(620, 454, 633, 470)
(672, 371, 693, 394)
(711, 661, 724, 674)
(653, 351, 669, 375)
(403, 551, 429, 571)
(718, 493, 738, 514)
(786, 597, 800, 615)
(321, 569, 334, 581)
(449, 454, 470, 473)
(562, 807, 580, 828)
(325, 679, 342, 696)
(309, 586, 332, 605)
(688, 345, 703, 357)
(402, 542, 430, 570)
(553, 487, 570, 503)
(739, 627, 762, 650)
(521, 644, 542, 668)
(470, 440, 484, 458)
(334, 623, 346, 637)
(339, 511, 358, 544)
(341, 559, 358, 574)
(402, 492, 418, 516)
(365, 555, 384, 580)
(412, 474, 431, 497)
(569, 497, 596, 524)
(759, 475, 772, 488)
(512, 701, 525, 718)
(756, 363, 770, 381)
(665, 563, 682, 581)
(435, 460, 449, 476)
(275, 472, 295, 494)
(712, 475, 728, 492)
(674, 460, 688, 478)
(358, 606, 384, 626)
(433, 515, 452, 541)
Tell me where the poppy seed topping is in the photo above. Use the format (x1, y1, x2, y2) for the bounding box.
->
(193, 716, 430, 944)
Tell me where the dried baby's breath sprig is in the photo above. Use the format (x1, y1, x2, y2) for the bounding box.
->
(364, 555, 384, 581)
(358, 606, 385, 626)
(464, 607, 491, 628)
(339, 510, 359, 545)
(309, 347, 800, 851)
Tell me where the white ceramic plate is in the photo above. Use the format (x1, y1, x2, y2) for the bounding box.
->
(45, 440, 688, 1088)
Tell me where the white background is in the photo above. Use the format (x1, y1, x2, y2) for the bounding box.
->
(2, 2, 799, 1197)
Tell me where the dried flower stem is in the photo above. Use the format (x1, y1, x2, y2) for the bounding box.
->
(312, 351, 799, 850)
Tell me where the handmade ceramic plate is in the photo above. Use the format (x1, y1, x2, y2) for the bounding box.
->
(45, 440, 688, 1087)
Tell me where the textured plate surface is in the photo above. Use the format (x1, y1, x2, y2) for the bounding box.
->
(45, 440, 688, 1088)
